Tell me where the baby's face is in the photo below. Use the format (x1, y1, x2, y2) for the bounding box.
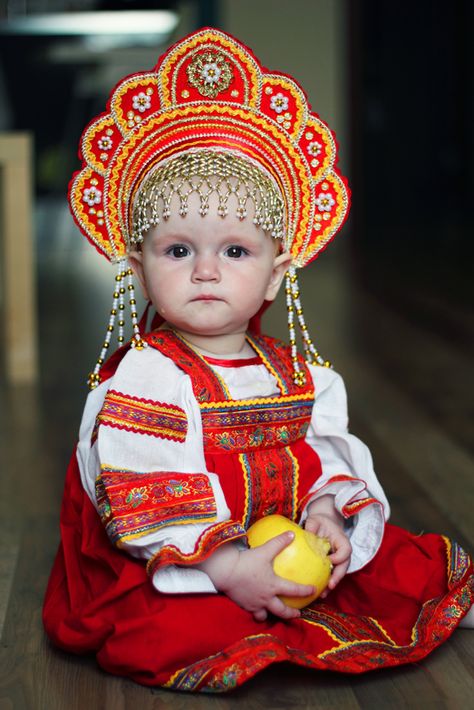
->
(129, 192, 290, 342)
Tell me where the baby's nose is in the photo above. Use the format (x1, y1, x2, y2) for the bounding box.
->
(191, 253, 220, 282)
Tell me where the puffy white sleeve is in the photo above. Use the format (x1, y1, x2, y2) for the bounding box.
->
(76, 346, 246, 595)
(302, 364, 390, 573)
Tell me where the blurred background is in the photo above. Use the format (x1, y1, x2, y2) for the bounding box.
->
(0, 0, 472, 521)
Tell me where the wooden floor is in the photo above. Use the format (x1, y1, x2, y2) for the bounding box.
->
(0, 199, 473, 708)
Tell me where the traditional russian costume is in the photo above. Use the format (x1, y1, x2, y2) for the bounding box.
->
(43, 28, 474, 691)
(43, 330, 474, 691)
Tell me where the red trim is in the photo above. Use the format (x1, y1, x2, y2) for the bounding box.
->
(204, 355, 262, 368)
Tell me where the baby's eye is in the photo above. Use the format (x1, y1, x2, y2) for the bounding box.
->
(225, 246, 248, 258)
(167, 245, 190, 258)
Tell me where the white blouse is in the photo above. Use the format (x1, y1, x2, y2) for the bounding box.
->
(77, 345, 390, 594)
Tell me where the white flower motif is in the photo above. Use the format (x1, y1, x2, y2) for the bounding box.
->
(270, 93, 289, 114)
(132, 92, 151, 113)
(201, 62, 222, 85)
(308, 141, 322, 157)
(315, 192, 335, 212)
(83, 186, 102, 206)
(98, 135, 113, 151)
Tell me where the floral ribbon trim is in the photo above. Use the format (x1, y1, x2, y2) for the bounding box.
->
(96, 468, 217, 544)
(201, 398, 313, 452)
(97, 389, 188, 441)
(146, 520, 246, 576)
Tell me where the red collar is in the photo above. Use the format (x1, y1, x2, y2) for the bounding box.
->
(204, 355, 262, 368)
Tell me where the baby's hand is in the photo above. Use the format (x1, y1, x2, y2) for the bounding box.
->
(305, 497, 352, 596)
(198, 534, 315, 621)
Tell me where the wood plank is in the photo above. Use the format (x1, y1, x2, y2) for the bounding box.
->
(0, 518, 21, 639)
(352, 287, 473, 456)
(343, 359, 474, 543)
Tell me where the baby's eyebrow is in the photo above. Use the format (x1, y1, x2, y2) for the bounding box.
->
(151, 233, 191, 243)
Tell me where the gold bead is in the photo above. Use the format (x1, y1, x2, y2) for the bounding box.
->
(129, 299, 136, 305)
(132, 336, 146, 350)
(324, 361, 331, 368)
(119, 304, 125, 310)
(119, 287, 126, 294)
(103, 342, 109, 349)
(87, 372, 100, 389)
(111, 308, 117, 316)
(115, 275, 122, 282)
(107, 325, 114, 332)
(131, 312, 138, 318)
(127, 284, 134, 291)
(113, 291, 119, 299)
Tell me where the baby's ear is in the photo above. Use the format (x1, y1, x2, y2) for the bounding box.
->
(265, 252, 293, 301)
(128, 251, 149, 300)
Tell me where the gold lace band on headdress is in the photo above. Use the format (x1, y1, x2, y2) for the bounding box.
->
(131, 151, 285, 246)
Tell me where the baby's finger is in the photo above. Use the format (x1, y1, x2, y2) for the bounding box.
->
(253, 608, 268, 622)
(266, 596, 301, 620)
(260, 531, 295, 561)
(328, 560, 350, 589)
(277, 578, 315, 601)
(329, 538, 352, 565)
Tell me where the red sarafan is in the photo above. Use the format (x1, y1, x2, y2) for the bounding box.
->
(44, 331, 474, 691)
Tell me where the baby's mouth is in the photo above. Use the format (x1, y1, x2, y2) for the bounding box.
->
(192, 295, 222, 301)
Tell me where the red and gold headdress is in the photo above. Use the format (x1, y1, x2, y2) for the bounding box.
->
(69, 27, 350, 387)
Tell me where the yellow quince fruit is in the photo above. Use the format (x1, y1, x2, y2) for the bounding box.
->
(247, 514, 332, 609)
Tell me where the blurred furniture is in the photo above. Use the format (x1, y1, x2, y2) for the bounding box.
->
(0, 132, 38, 384)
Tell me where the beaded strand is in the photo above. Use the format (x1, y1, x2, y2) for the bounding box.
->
(87, 260, 146, 389)
(128, 267, 147, 351)
(87, 261, 124, 389)
(286, 265, 331, 387)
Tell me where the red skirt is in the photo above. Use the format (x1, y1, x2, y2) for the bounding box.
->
(43, 453, 474, 692)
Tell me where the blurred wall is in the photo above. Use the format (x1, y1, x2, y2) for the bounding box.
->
(221, 0, 348, 170)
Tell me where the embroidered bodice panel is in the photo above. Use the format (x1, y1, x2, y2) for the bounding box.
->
(145, 330, 319, 525)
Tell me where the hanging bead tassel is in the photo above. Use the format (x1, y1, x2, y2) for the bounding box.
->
(286, 266, 332, 387)
(127, 267, 147, 350)
(87, 260, 147, 389)
(285, 270, 305, 386)
(87, 260, 126, 389)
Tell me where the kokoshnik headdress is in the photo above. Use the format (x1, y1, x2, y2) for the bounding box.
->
(69, 27, 350, 388)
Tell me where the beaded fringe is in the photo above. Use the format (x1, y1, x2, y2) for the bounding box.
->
(87, 259, 147, 390)
(285, 266, 331, 386)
